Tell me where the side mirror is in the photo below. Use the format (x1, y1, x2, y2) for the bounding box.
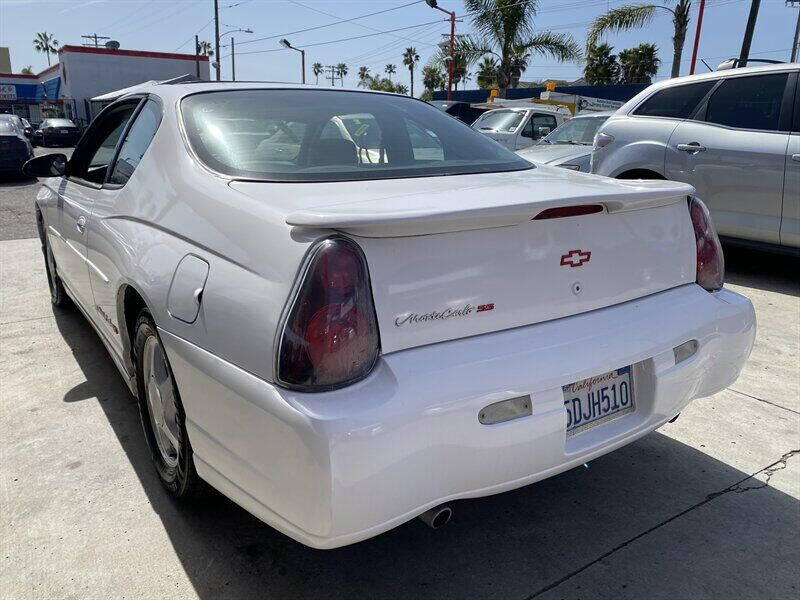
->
(23, 153, 67, 178)
(537, 126, 552, 138)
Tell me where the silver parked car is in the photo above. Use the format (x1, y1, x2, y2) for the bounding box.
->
(591, 63, 799, 252)
(516, 111, 611, 172)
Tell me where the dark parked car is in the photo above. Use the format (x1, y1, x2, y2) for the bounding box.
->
(32, 118, 81, 147)
(430, 101, 489, 125)
(0, 116, 34, 176)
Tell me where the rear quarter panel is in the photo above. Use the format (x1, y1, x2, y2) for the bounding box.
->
(592, 116, 680, 178)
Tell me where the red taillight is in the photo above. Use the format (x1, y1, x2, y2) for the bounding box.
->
(689, 197, 724, 291)
(276, 237, 379, 391)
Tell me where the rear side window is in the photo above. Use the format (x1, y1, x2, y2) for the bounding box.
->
(634, 81, 715, 119)
(704, 73, 788, 131)
(531, 114, 557, 138)
(109, 99, 161, 185)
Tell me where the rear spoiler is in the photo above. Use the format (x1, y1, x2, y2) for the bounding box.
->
(285, 178, 695, 237)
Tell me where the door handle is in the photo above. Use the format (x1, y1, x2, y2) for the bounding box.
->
(792, 154, 800, 163)
(76, 215, 86, 234)
(677, 143, 707, 153)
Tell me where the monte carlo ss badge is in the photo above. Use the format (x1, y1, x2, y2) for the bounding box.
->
(394, 303, 495, 327)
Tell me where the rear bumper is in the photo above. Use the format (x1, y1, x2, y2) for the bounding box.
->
(161, 284, 755, 549)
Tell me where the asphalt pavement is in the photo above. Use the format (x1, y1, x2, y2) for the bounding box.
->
(0, 167, 798, 599)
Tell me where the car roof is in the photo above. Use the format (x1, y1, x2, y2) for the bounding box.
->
(642, 62, 798, 92)
(114, 81, 415, 105)
(573, 111, 614, 118)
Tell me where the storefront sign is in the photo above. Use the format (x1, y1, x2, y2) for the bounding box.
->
(0, 84, 18, 100)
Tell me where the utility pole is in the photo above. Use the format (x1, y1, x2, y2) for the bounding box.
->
(214, 0, 221, 81)
(789, 1, 800, 63)
(231, 38, 236, 81)
(739, 0, 761, 66)
(195, 35, 201, 78)
(325, 65, 337, 86)
(689, 0, 706, 75)
(81, 33, 110, 48)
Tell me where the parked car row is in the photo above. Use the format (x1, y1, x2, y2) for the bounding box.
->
(23, 82, 755, 549)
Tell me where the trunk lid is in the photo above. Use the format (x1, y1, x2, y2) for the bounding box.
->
(230, 167, 697, 354)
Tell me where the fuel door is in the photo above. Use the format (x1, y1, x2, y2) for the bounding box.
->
(167, 254, 209, 324)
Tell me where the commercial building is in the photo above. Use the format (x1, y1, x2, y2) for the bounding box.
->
(0, 45, 209, 126)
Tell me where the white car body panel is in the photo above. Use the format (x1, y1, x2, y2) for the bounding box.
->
(31, 81, 756, 549)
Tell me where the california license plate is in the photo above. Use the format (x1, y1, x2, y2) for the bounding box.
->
(563, 366, 634, 437)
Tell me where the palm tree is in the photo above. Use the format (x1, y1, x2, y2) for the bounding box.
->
(336, 63, 348, 86)
(384, 64, 397, 81)
(312, 62, 324, 84)
(476, 56, 498, 89)
(196, 40, 214, 57)
(587, 1, 690, 78)
(459, 0, 580, 92)
(402, 47, 420, 96)
(33, 32, 60, 66)
(357, 66, 371, 88)
(422, 64, 445, 95)
(20, 65, 34, 75)
(618, 43, 660, 84)
(584, 43, 620, 85)
(395, 83, 409, 95)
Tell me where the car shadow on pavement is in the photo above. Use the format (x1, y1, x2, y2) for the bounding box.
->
(723, 244, 799, 297)
(0, 175, 36, 187)
(52, 304, 799, 600)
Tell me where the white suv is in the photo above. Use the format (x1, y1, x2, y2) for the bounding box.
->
(591, 64, 799, 252)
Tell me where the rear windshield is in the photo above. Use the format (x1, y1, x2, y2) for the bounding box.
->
(44, 119, 77, 127)
(0, 120, 19, 134)
(540, 115, 609, 145)
(180, 89, 531, 182)
(472, 110, 526, 132)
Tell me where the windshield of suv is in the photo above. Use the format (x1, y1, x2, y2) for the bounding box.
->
(471, 110, 525, 132)
(181, 90, 531, 182)
(539, 115, 609, 145)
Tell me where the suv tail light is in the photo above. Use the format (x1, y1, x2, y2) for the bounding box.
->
(276, 237, 379, 391)
(689, 197, 724, 291)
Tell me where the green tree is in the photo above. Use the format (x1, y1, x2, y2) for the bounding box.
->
(584, 43, 620, 85)
(335, 63, 348, 86)
(587, 1, 690, 78)
(402, 47, 420, 96)
(618, 43, 660, 84)
(196, 40, 214, 57)
(33, 32, 60, 66)
(20, 65, 34, 75)
(384, 64, 397, 81)
(357, 66, 371, 88)
(395, 83, 409, 95)
(476, 56, 498, 89)
(422, 64, 446, 96)
(312, 62, 324, 84)
(459, 0, 580, 91)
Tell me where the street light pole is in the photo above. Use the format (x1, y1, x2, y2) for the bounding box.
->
(426, 0, 455, 101)
(739, 0, 762, 66)
(280, 39, 306, 84)
(790, 1, 800, 63)
(214, 0, 220, 81)
(231, 37, 236, 81)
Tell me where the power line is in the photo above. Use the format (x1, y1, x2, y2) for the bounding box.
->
(223, 19, 447, 58)
(233, 0, 425, 48)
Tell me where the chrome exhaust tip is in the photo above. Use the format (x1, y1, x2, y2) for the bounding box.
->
(418, 505, 452, 529)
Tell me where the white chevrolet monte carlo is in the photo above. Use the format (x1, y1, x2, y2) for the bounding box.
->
(24, 82, 756, 549)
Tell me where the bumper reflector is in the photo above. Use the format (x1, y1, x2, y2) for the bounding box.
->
(478, 395, 532, 425)
(673, 339, 699, 365)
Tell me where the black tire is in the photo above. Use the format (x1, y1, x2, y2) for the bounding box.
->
(39, 223, 68, 307)
(133, 310, 203, 500)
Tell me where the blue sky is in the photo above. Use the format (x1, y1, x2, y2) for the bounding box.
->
(1, 0, 797, 90)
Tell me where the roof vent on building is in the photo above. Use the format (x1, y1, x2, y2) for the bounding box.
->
(105, 40, 120, 50)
